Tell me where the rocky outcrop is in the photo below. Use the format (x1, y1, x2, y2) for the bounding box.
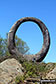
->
(0, 57, 56, 84)
(0, 58, 24, 84)
(46, 67, 56, 79)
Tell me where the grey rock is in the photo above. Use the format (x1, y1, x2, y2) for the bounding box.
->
(46, 67, 56, 79)
(0, 58, 24, 84)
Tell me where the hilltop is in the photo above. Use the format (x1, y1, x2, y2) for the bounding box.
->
(0, 55, 56, 84)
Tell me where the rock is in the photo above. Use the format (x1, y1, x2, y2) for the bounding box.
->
(0, 58, 24, 84)
(26, 77, 40, 82)
(45, 63, 55, 71)
(46, 67, 56, 79)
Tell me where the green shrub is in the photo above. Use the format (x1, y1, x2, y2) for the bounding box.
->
(35, 82, 37, 84)
(15, 75, 24, 84)
(22, 61, 38, 78)
(24, 73, 29, 78)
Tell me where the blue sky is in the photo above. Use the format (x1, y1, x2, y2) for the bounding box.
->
(0, 0, 56, 63)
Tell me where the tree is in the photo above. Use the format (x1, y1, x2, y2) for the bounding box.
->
(0, 34, 30, 56)
(15, 35, 29, 54)
(0, 36, 4, 56)
(0, 35, 10, 56)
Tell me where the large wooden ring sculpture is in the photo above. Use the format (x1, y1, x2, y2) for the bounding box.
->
(8, 17, 50, 62)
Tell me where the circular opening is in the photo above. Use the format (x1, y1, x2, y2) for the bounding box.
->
(15, 22, 43, 55)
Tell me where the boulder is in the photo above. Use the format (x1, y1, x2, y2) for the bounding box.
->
(46, 67, 56, 79)
(45, 63, 55, 70)
(0, 58, 24, 84)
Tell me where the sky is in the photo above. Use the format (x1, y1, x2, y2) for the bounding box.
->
(0, 0, 56, 63)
